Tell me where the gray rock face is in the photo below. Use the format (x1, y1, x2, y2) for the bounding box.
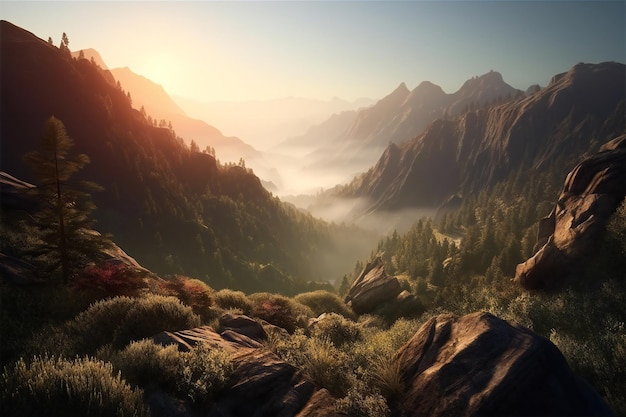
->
(344, 257, 402, 314)
(394, 312, 612, 417)
(515, 135, 626, 289)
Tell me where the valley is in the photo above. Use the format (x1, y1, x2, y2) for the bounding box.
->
(1, 11, 625, 417)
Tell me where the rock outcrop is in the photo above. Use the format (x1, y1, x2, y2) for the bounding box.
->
(515, 135, 626, 289)
(394, 312, 612, 417)
(344, 257, 402, 314)
(337, 62, 625, 218)
(153, 314, 344, 417)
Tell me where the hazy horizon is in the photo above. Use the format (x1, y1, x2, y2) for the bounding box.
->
(2, 1, 624, 103)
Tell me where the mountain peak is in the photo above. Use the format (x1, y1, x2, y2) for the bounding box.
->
(394, 82, 410, 95)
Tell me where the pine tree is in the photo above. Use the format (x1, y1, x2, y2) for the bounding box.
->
(23, 117, 111, 282)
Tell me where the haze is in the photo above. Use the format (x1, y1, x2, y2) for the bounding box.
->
(2, 0, 625, 206)
(3, 1, 624, 103)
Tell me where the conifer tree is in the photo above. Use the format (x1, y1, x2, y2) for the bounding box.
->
(23, 117, 111, 282)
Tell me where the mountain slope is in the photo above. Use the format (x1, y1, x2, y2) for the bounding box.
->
(280, 71, 523, 193)
(340, 62, 625, 218)
(110, 66, 186, 117)
(0, 20, 376, 292)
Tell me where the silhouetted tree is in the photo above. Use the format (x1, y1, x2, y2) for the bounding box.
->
(78, 49, 85, 60)
(59, 32, 70, 56)
(47, 36, 54, 46)
(23, 117, 111, 282)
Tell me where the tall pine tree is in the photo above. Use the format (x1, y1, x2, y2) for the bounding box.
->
(23, 117, 111, 282)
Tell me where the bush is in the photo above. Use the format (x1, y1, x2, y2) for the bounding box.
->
(249, 292, 313, 333)
(67, 295, 201, 353)
(294, 290, 356, 319)
(106, 340, 234, 409)
(71, 263, 150, 300)
(214, 289, 253, 315)
(300, 338, 352, 397)
(157, 275, 215, 320)
(335, 379, 390, 417)
(1, 355, 148, 417)
(309, 313, 361, 347)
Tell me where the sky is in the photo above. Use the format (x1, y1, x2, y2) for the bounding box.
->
(2, 1, 625, 102)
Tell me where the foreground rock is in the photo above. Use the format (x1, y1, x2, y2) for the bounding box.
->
(153, 314, 345, 417)
(394, 312, 612, 417)
(515, 135, 626, 289)
(344, 257, 402, 314)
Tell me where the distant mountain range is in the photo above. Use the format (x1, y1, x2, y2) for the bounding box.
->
(275, 69, 525, 195)
(175, 95, 373, 151)
(328, 61, 625, 226)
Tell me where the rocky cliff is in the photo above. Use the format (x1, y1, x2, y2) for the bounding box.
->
(339, 62, 625, 218)
(515, 135, 626, 289)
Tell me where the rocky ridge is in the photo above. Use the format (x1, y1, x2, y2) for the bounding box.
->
(515, 134, 626, 289)
(339, 62, 625, 218)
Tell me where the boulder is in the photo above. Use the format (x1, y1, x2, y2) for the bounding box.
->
(153, 325, 347, 417)
(153, 326, 237, 352)
(394, 312, 612, 417)
(515, 135, 626, 289)
(295, 389, 348, 417)
(207, 350, 316, 417)
(219, 313, 268, 343)
(344, 257, 402, 314)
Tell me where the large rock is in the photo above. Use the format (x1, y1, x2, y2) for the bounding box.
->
(394, 312, 612, 417)
(153, 320, 343, 417)
(219, 313, 268, 343)
(344, 257, 402, 314)
(515, 135, 626, 289)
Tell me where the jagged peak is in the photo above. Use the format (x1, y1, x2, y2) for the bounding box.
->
(394, 82, 410, 94)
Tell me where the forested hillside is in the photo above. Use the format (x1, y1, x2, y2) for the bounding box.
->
(0, 20, 376, 293)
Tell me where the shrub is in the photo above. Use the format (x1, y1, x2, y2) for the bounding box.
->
(249, 292, 313, 333)
(101, 339, 182, 389)
(106, 340, 234, 409)
(71, 263, 149, 300)
(157, 275, 215, 320)
(300, 338, 352, 397)
(294, 290, 356, 319)
(1, 355, 148, 417)
(214, 289, 253, 315)
(68, 295, 201, 352)
(309, 313, 361, 347)
(335, 379, 390, 417)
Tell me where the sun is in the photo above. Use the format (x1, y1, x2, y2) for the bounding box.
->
(136, 53, 183, 94)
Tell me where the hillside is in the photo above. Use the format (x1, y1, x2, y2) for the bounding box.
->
(0, 20, 376, 293)
(108, 66, 265, 167)
(334, 62, 625, 224)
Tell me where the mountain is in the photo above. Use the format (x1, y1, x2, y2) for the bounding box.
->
(71, 48, 108, 69)
(337, 62, 625, 223)
(174, 95, 374, 151)
(0, 20, 376, 293)
(273, 71, 523, 195)
(110, 66, 186, 117)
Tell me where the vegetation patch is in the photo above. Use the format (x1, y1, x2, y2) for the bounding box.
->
(1, 355, 148, 417)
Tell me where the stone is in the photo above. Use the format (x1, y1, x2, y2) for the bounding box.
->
(394, 312, 613, 417)
(516, 135, 626, 289)
(219, 313, 268, 343)
(295, 389, 348, 417)
(344, 257, 402, 314)
(207, 350, 316, 417)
